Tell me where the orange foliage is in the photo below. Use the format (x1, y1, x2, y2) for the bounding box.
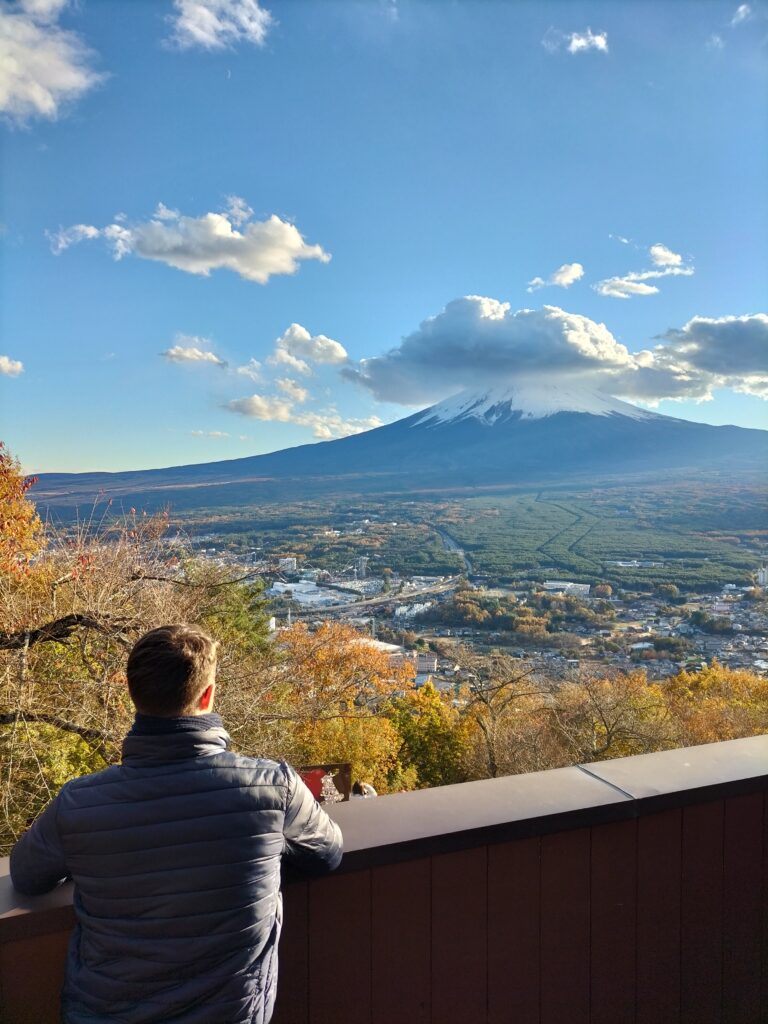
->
(0, 442, 43, 575)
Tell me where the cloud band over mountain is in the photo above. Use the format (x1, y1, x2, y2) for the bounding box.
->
(343, 297, 768, 407)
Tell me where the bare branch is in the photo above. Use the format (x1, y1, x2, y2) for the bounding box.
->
(0, 614, 136, 651)
(0, 712, 114, 747)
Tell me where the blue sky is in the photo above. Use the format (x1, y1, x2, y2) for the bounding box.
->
(1, 0, 766, 472)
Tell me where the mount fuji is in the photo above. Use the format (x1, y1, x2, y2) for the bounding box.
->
(32, 382, 767, 513)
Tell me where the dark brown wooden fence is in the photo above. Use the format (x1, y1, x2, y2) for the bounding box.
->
(2, 735, 767, 1024)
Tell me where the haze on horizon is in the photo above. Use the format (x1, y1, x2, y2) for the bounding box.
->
(1, 0, 767, 474)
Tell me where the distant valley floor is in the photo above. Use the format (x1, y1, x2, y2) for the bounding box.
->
(162, 476, 767, 589)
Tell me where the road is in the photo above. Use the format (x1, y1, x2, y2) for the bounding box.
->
(434, 528, 473, 574)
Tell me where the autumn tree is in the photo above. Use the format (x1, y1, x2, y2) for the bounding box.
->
(662, 660, 768, 746)
(0, 441, 43, 574)
(387, 681, 471, 788)
(0, 509, 273, 852)
(452, 649, 553, 779)
(550, 670, 675, 764)
(263, 621, 417, 792)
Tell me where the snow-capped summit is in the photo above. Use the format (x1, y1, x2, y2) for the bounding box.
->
(414, 380, 655, 427)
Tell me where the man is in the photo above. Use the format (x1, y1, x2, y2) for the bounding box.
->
(11, 623, 342, 1024)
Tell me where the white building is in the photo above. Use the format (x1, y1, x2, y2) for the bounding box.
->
(278, 557, 297, 572)
(543, 581, 591, 597)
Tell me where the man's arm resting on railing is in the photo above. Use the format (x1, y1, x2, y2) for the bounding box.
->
(10, 791, 68, 895)
(282, 763, 343, 875)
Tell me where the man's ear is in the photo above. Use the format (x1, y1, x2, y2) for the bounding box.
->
(198, 683, 215, 712)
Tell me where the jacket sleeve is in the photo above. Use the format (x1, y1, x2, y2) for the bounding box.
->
(281, 763, 343, 874)
(10, 792, 69, 896)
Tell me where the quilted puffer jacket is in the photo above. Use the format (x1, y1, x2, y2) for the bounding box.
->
(10, 714, 343, 1024)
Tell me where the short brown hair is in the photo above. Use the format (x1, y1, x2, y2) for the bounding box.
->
(127, 624, 218, 716)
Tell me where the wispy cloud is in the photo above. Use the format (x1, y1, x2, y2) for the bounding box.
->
(191, 430, 230, 438)
(48, 198, 330, 285)
(168, 0, 274, 50)
(276, 377, 309, 403)
(0, 0, 104, 125)
(731, 4, 752, 26)
(235, 357, 262, 382)
(706, 33, 725, 51)
(225, 391, 382, 439)
(542, 27, 608, 55)
(0, 354, 24, 376)
(293, 410, 383, 440)
(593, 243, 693, 299)
(527, 262, 584, 292)
(161, 336, 228, 367)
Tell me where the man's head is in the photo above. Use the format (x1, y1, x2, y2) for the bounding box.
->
(127, 624, 219, 717)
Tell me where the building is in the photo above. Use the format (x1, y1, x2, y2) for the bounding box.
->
(354, 556, 369, 579)
(278, 557, 297, 573)
(543, 581, 591, 597)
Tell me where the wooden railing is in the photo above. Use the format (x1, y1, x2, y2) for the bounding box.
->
(2, 735, 767, 1023)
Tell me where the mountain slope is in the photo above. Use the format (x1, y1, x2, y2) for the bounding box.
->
(32, 384, 768, 513)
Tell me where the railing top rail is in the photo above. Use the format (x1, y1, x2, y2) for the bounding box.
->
(2, 735, 766, 939)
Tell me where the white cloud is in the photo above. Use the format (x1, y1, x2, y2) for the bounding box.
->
(154, 202, 179, 221)
(649, 243, 683, 267)
(543, 26, 608, 55)
(0, 0, 104, 125)
(18, 1, 68, 18)
(0, 354, 24, 376)
(224, 390, 382, 439)
(168, 0, 273, 50)
(731, 4, 752, 26)
(224, 393, 295, 421)
(593, 277, 660, 299)
(527, 262, 584, 292)
(593, 243, 693, 299)
(46, 223, 101, 254)
(706, 33, 725, 50)
(568, 28, 608, 54)
(345, 296, 768, 409)
(49, 198, 330, 284)
(161, 336, 228, 368)
(268, 348, 311, 375)
(293, 410, 383, 440)
(271, 323, 348, 366)
(191, 430, 230, 438)
(343, 297, 636, 405)
(235, 357, 262, 382)
(276, 377, 309, 403)
(266, 323, 348, 376)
